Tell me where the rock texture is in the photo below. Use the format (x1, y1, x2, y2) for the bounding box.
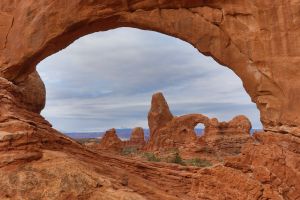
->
(191, 132, 300, 200)
(146, 113, 209, 151)
(0, 1, 299, 199)
(201, 115, 253, 156)
(97, 127, 146, 151)
(146, 92, 252, 158)
(0, 1, 300, 135)
(123, 127, 146, 150)
(97, 128, 123, 152)
(148, 92, 173, 138)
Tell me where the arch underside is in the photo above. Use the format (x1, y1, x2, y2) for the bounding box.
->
(1, 0, 300, 136)
(0, 1, 299, 199)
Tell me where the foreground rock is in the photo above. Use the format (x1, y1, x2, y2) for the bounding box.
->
(191, 132, 300, 200)
(0, 1, 299, 199)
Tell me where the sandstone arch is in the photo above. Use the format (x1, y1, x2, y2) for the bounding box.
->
(0, 1, 300, 136)
(0, 1, 299, 199)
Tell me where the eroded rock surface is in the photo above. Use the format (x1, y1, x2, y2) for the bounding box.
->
(97, 128, 123, 152)
(148, 92, 173, 138)
(146, 92, 252, 160)
(123, 127, 146, 150)
(191, 132, 300, 200)
(0, 1, 299, 199)
(1, 1, 300, 134)
(146, 113, 208, 151)
(201, 115, 253, 156)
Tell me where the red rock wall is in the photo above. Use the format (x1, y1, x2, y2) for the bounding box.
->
(1, 1, 300, 135)
(0, 1, 299, 199)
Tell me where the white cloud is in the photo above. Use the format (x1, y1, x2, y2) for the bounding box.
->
(37, 28, 261, 132)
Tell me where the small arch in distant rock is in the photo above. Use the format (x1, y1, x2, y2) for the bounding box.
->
(194, 123, 205, 136)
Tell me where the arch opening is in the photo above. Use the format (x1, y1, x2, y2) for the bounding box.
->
(195, 123, 205, 136)
(36, 27, 261, 138)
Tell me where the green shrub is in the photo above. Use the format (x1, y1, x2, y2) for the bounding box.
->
(121, 147, 137, 156)
(173, 152, 184, 165)
(143, 152, 161, 162)
(167, 152, 185, 165)
(185, 158, 212, 167)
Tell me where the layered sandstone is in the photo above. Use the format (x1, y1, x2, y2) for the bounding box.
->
(0, 1, 299, 199)
(201, 115, 253, 156)
(191, 132, 300, 200)
(148, 92, 173, 137)
(1, 1, 300, 134)
(146, 92, 252, 159)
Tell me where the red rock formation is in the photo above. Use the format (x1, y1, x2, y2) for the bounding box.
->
(123, 127, 146, 149)
(0, 1, 299, 199)
(147, 113, 209, 151)
(96, 127, 146, 151)
(148, 92, 173, 138)
(1, 1, 300, 134)
(191, 132, 300, 200)
(97, 128, 123, 152)
(201, 115, 253, 156)
(146, 93, 252, 158)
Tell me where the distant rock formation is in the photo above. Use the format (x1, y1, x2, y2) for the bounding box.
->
(201, 116, 253, 156)
(146, 92, 252, 159)
(146, 113, 209, 151)
(97, 127, 146, 151)
(124, 127, 146, 149)
(98, 128, 123, 152)
(95, 93, 253, 161)
(148, 92, 173, 138)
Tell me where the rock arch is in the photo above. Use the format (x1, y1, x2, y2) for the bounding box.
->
(0, 1, 300, 136)
(0, 1, 299, 199)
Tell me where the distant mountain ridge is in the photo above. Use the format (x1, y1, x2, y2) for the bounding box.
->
(64, 128, 261, 139)
(65, 129, 150, 140)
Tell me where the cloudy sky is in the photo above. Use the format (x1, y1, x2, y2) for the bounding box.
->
(37, 28, 261, 132)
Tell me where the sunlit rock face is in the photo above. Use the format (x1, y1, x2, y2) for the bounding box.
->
(1, 1, 300, 134)
(148, 92, 174, 138)
(0, 1, 299, 199)
(202, 115, 253, 156)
